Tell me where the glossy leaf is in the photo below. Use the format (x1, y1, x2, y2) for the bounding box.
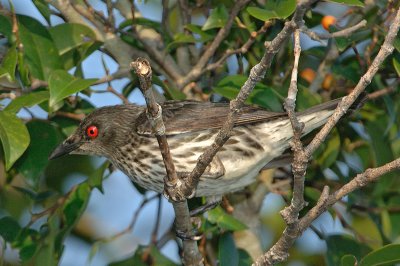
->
(359, 244, 400, 266)
(15, 120, 63, 186)
(247, 0, 296, 21)
(208, 206, 247, 231)
(341, 255, 357, 266)
(202, 5, 229, 30)
(326, 235, 371, 266)
(0, 216, 21, 242)
(63, 183, 91, 227)
(213, 75, 282, 111)
(0, 45, 17, 81)
(0, 111, 30, 170)
(48, 70, 97, 108)
(49, 23, 96, 55)
(327, 0, 364, 6)
(18, 15, 63, 80)
(88, 161, 110, 192)
(219, 233, 239, 266)
(32, 0, 52, 23)
(4, 91, 49, 113)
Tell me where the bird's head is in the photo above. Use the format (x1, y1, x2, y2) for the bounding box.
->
(49, 104, 143, 160)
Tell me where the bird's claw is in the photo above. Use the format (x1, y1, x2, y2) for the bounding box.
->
(163, 175, 196, 202)
(175, 228, 202, 241)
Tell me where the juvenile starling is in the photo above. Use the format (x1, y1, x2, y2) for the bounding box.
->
(49, 98, 362, 197)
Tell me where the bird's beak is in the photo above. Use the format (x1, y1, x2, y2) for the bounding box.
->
(49, 137, 82, 160)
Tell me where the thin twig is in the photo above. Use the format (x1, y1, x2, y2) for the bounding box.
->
(176, 0, 251, 89)
(301, 19, 367, 42)
(203, 21, 273, 75)
(280, 30, 307, 224)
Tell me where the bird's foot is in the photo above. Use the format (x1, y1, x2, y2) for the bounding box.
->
(163, 173, 196, 202)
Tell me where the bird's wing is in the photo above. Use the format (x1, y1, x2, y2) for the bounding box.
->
(135, 100, 287, 135)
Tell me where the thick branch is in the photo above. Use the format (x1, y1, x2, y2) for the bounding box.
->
(280, 30, 307, 224)
(130, 58, 203, 266)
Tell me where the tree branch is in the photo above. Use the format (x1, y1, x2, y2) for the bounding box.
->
(130, 58, 203, 266)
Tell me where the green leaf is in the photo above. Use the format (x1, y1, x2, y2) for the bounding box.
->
(0, 15, 12, 41)
(0, 111, 30, 170)
(18, 15, 63, 80)
(48, 70, 97, 108)
(238, 249, 253, 266)
(341, 255, 357, 266)
(166, 33, 197, 52)
(326, 235, 371, 266)
(32, 0, 52, 24)
(0, 216, 21, 242)
(213, 75, 283, 111)
(202, 5, 229, 30)
(152, 76, 186, 100)
(393, 57, 400, 77)
(218, 233, 239, 266)
(4, 91, 49, 113)
(352, 214, 382, 249)
(326, 0, 364, 7)
(63, 183, 91, 227)
(208, 206, 247, 231)
(335, 29, 370, 52)
(0, 45, 18, 81)
(394, 37, 400, 53)
(49, 23, 97, 55)
(315, 129, 340, 169)
(247, 0, 296, 21)
(15, 120, 64, 186)
(88, 161, 109, 192)
(185, 24, 214, 42)
(359, 244, 400, 266)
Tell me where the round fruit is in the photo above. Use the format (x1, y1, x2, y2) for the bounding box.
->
(321, 15, 337, 31)
(300, 68, 316, 83)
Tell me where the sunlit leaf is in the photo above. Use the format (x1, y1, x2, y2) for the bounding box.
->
(48, 70, 97, 108)
(202, 5, 229, 30)
(0, 111, 30, 170)
(32, 0, 52, 23)
(0, 45, 17, 81)
(208, 206, 247, 231)
(247, 0, 296, 21)
(327, 0, 364, 6)
(49, 23, 97, 55)
(341, 254, 357, 266)
(18, 15, 63, 80)
(359, 244, 400, 266)
(352, 214, 382, 249)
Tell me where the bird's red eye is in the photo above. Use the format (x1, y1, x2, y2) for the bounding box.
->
(86, 125, 98, 139)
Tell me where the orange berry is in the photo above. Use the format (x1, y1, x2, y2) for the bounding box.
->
(322, 73, 334, 90)
(321, 15, 337, 31)
(300, 68, 316, 83)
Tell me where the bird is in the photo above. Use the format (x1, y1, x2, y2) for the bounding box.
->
(49, 97, 364, 199)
